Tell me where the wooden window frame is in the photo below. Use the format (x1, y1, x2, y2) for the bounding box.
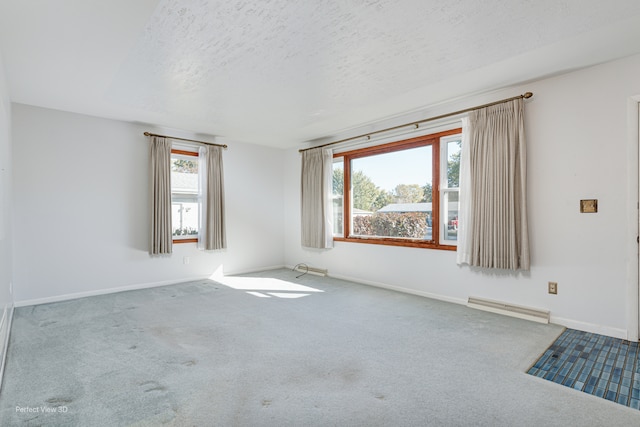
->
(171, 149, 199, 244)
(333, 128, 461, 251)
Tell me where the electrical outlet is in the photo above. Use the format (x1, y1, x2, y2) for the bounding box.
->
(548, 282, 558, 295)
(183, 256, 190, 265)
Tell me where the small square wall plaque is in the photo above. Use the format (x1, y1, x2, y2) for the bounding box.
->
(580, 199, 598, 213)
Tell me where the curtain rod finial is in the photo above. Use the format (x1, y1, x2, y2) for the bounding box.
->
(523, 92, 533, 99)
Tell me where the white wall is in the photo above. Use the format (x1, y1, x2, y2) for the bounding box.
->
(0, 50, 13, 381)
(284, 53, 640, 339)
(12, 104, 285, 304)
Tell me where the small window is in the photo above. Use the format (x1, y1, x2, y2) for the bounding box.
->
(333, 128, 461, 250)
(332, 157, 344, 237)
(171, 149, 200, 243)
(440, 135, 461, 245)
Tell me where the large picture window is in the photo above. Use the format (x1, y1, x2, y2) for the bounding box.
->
(332, 128, 461, 250)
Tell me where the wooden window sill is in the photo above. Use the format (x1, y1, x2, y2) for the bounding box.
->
(173, 238, 198, 244)
(333, 236, 457, 251)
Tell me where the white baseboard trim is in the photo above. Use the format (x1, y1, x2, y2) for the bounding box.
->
(0, 303, 14, 393)
(316, 270, 628, 339)
(13, 265, 630, 341)
(550, 316, 628, 340)
(14, 276, 210, 308)
(14, 265, 289, 308)
(327, 272, 468, 306)
(224, 265, 286, 276)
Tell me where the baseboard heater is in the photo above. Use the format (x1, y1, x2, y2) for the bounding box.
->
(467, 297, 549, 324)
(293, 264, 327, 277)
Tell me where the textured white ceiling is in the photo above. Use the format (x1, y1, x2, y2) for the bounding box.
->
(2, 0, 640, 148)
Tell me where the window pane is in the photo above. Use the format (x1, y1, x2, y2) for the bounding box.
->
(351, 146, 432, 240)
(332, 158, 344, 236)
(171, 156, 198, 193)
(442, 191, 459, 242)
(172, 199, 199, 237)
(445, 138, 461, 188)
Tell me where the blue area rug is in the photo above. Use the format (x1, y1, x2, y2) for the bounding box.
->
(528, 329, 640, 410)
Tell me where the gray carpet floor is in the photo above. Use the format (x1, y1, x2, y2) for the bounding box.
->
(0, 268, 639, 426)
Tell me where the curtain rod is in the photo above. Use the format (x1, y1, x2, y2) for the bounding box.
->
(143, 132, 228, 149)
(299, 92, 533, 153)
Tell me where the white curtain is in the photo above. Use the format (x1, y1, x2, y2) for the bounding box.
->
(198, 145, 226, 250)
(301, 147, 334, 249)
(150, 136, 173, 255)
(457, 98, 529, 271)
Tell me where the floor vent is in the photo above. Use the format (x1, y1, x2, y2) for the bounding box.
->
(293, 264, 327, 277)
(467, 297, 549, 324)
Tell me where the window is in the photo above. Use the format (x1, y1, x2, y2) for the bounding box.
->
(332, 157, 344, 237)
(440, 135, 461, 244)
(332, 128, 462, 250)
(171, 149, 200, 243)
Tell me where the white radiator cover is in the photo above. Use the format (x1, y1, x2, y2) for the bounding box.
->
(467, 297, 550, 324)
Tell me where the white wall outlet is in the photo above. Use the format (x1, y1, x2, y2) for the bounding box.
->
(183, 256, 190, 265)
(548, 282, 558, 295)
